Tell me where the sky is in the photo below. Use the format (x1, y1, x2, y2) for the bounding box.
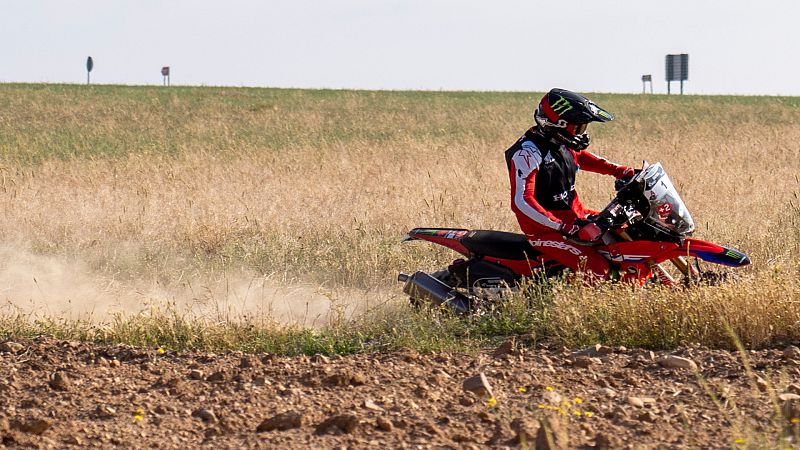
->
(1, 0, 799, 95)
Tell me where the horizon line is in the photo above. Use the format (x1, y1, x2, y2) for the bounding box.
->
(0, 81, 797, 98)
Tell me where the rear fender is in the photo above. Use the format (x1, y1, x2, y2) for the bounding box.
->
(403, 228, 472, 257)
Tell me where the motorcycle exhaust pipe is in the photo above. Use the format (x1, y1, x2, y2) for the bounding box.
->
(397, 271, 472, 314)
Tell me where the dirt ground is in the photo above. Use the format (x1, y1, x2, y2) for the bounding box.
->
(1, 337, 799, 449)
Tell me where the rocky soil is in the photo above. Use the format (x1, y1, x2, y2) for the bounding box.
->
(1, 338, 799, 449)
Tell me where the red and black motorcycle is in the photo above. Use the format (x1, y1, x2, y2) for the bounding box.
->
(398, 162, 750, 313)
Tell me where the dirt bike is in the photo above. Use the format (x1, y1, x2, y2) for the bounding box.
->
(398, 162, 750, 313)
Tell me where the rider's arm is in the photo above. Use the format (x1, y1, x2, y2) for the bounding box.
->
(576, 150, 632, 179)
(510, 144, 563, 231)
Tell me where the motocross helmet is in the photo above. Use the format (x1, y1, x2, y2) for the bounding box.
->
(533, 88, 615, 150)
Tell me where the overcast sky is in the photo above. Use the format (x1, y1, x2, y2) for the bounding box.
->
(2, 0, 798, 95)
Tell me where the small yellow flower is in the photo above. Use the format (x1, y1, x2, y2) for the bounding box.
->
(518, 387, 527, 393)
(134, 415, 143, 421)
(584, 412, 594, 418)
(486, 397, 498, 407)
(573, 410, 581, 416)
(734, 438, 746, 445)
(791, 417, 799, 424)
(545, 386, 554, 391)
(537, 404, 545, 409)
(574, 397, 583, 404)
(136, 407, 145, 415)
(157, 347, 165, 354)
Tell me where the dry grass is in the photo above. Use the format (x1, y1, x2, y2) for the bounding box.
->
(0, 83, 798, 350)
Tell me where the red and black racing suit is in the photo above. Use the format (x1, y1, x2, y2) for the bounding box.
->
(505, 128, 632, 278)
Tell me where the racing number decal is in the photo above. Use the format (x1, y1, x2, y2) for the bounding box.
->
(657, 203, 672, 219)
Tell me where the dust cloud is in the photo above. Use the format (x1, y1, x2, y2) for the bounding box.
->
(0, 244, 392, 327)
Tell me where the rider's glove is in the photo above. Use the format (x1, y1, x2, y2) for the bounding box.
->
(615, 166, 636, 180)
(561, 220, 603, 242)
(559, 220, 581, 236)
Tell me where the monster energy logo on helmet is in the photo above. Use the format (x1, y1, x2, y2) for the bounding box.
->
(550, 95, 573, 115)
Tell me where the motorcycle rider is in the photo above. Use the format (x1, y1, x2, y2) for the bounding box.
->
(505, 88, 634, 279)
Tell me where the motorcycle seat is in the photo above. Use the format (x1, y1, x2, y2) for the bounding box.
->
(461, 230, 540, 261)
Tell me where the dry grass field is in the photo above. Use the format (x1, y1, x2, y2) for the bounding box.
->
(1, 84, 800, 449)
(0, 83, 798, 352)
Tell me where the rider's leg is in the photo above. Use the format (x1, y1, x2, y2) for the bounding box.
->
(527, 232, 610, 280)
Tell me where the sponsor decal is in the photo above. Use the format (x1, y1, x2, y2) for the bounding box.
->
(552, 190, 570, 202)
(600, 250, 648, 263)
(520, 153, 532, 168)
(529, 239, 582, 256)
(414, 229, 439, 235)
(550, 95, 573, 115)
(621, 255, 649, 262)
(597, 110, 612, 120)
(414, 229, 467, 239)
(644, 165, 666, 190)
(724, 249, 744, 259)
(538, 116, 569, 129)
(518, 144, 542, 169)
(598, 250, 623, 262)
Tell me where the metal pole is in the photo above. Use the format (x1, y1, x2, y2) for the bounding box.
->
(650, 82, 653, 94)
(87, 72, 90, 85)
(680, 80, 684, 95)
(642, 81, 645, 94)
(667, 81, 670, 95)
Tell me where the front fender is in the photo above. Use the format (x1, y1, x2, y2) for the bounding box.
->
(603, 238, 751, 268)
(671, 238, 751, 267)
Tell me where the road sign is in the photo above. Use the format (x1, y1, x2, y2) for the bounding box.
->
(665, 54, 689, 81)
(641, 74, 653, 94)
(665, 54, 689, 94)
(161, 66, 171, 86)
(86, 56, 94, 84)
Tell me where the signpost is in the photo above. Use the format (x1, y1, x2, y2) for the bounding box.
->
(86, 56, 94, 85)
(161, 66, 170, 86)
(641, 74, 653, 94)
(665, 54, 689, 95)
